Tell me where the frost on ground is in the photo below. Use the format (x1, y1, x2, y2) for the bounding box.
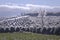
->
(0, 15, 60, 35)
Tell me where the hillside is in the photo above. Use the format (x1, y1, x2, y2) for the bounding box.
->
(0, 15, 60, 35)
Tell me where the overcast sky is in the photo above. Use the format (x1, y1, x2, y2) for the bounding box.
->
(0, 0, 60, 6)
(0, 0, 60, 17)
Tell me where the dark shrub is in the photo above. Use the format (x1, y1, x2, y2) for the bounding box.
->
(36, 28, 41, 33)
(50, 27, 55, 34)
(25, 28, 29, 32)
(29, 28, 33, 32)
(0, 28, 5, 33)
(42, 27, 47, 34)
(5, 28, 10, 33)
(33, 27, 37, 33)
(15, 27, 20, 32)
(55, 27, 60, 35)
(10, 27, 15, 33)
(21, 28, 25, 31)
(46, 27, 52, 34)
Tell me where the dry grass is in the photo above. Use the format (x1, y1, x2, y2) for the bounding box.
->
(0, 32, 60, 40)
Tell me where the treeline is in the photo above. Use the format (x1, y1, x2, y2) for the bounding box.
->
(0, 27, 60, 35)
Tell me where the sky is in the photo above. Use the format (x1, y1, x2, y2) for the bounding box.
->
(0, 0, 60, 6)
(0, 0, 60, 17)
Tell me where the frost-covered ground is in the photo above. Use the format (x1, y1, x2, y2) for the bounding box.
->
(0, 15, 60, 35)
(0, 16, 60, 28)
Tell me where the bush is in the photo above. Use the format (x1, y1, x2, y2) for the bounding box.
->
(25, 28, 29, 32)
(55, 27, 60, 35)
(0, 28, 5, 33)
(21, 28, 25, 31)
(15, 27, 20, 32)
(36, 28, 41, 33)
(50, 27, 55, 34)
(5, 28, 10, 33)
(10, 27, 15, 33)
(42, 27, 47, 34)
(46, 27, 52, 34)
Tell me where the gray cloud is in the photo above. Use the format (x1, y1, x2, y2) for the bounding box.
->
(0, 4, 60, 17)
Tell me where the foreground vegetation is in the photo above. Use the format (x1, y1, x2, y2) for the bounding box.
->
(0, 32, 60, 40)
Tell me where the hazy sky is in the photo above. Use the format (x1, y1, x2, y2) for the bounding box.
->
(0, 0, 60, 17)
(0, 0, 60, 6)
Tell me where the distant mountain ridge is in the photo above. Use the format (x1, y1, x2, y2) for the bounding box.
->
(46, 12, 60, 16)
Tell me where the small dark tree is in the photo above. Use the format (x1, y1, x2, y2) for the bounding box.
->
(42, 27, 46, 34)
(55, 27, 60, 35)
(10, 27, 15, 33)
(5, 28, 10, 33)
(0, 28, 5, 33)
(29, 28, 33, 32)
(46, 27, 51, 34)
(33, 27, 36, 33)
(15, 27, 20, 32)
(21, 28, 25, 31)
(50, 27, 55, 34)
(25, 28, 29, 32)
(36, 28, 41, 33)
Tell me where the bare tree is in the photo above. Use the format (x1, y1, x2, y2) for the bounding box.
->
(38, 8, 46, 33)
(38, 8, 46, 27)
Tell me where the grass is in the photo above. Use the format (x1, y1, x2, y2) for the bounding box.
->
(0, 32, 60, 40)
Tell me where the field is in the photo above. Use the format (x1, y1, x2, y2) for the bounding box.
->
(0, 32, 60, 40)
